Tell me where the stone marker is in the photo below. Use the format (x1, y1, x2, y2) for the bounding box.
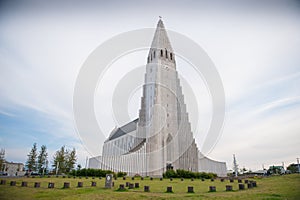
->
(238, 184, 245, 190)
(99, 177, 102, 180)
(210, 178, 214, 182)
(63, 182, 70, 188)
(226, 185, 233, 191)
(247, 183, 253, 189)
(209, 186, 216, 192)
(166, 186, 173, 193)
(129, 183, 134, 189)
(131, 177, 134, 180)
(21, 181, 28, 187)
(187, 186, 194, 193)
(144, 185, 150, 192)
(119, 184, 125, 191)
(114, 177, 117, 180)
(10, 181, 16, 186)
(123, 176, 126, 180)
(230, 179, 234, 183)
(112, 182, 114, 187)
(191, 178, 194, 181)
(48, 182, 54, 188)
(135, 183, 139, 188)
(220, 178, 224, 182)
(160, 177, 163, 181)
(125, 182, 129, 187)
(238, 179, 242, 183)
(201, 178, 205, 181)
(78, 182, 83, 187)
(0, 180, 6, 185)
(91, 181, 96, 187)
(181, 178, 184, 181)
(34, 182, 40, 188)
(105, 174, 113, 189)
(244, 179, 249, 184)
(252, 181, 257, 187)
(170, 178, 173, 181)
(150, 177, 153, 181)
(92, 177, 95, 179)
(141, 177, 144, 180)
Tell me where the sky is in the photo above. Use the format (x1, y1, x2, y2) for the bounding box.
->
(0, 0, 300, 171)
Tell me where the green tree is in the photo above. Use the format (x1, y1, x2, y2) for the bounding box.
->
(0, 148, 5, 171)
(53, 146, 77, 174)
(37, 145, 48, 174)
(26, 143, 38, 172)
(53, 146, 66, 174)
(65, 148, 76, 173)
(287, 164, 298, 173)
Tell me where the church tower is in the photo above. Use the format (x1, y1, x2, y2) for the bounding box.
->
(88, 19, 227, 178)
(137, 19, 199, 176)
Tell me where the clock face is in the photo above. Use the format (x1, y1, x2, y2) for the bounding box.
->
(107, 176, 111, 181)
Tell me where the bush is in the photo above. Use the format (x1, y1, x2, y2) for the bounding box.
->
(117, 171, 127, 177)
(162, 169, 217, 179)
(69, 168, 115, 177)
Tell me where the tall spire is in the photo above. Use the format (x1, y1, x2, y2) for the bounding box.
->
(150, 19, 173, 51)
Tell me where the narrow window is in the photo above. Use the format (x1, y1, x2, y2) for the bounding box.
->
(161, 49, 163, 57)
(165, 49, 168, 58)
(150, 54, 152, 61)
(147, 56, 149, 63)
(170, 53, 173, 60)
(153, 50, 155, 58)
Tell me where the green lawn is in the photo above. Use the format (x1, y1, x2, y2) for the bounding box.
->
(0, 174, 299, 200)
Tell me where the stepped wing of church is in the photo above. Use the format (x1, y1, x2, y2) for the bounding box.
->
(89, 20, 227, 177)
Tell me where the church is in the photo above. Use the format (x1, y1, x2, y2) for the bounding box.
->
(89, 19, 227, 177)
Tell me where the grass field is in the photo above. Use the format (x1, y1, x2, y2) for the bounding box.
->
(0, 174, 299, 200)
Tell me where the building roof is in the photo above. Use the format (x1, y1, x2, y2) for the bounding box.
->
(107, 118, 139, 141)
(150, 19, 173, 51)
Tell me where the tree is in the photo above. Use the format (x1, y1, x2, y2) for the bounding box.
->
(65, 148, 76, 173)
(287, 164, 299, 173)
(53, 146, 66, 174)
(37, 145, 48, 174)
(0, 148, 5, 171)
(26, 143, 38, 172)
(53, 146, 77, 174)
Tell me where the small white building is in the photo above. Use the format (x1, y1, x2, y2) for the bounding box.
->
(3, 161, 24, 176)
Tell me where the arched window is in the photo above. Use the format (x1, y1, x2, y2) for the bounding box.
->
(170, 53, 173, 60)
(147, 56, 150, 63)
(160, 49, 163, 57)
(150, 54, 152, 61)
(165, 49, 168, 58)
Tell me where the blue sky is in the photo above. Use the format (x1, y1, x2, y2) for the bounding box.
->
(0, 0, 300, 171)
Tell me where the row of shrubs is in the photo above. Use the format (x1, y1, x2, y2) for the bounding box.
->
(68, 168, 216, 179)
(69, 169, 127, 178)
(163, 169, 217, 179)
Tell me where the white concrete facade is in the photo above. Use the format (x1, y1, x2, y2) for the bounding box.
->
(89, 19, 227, 177)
